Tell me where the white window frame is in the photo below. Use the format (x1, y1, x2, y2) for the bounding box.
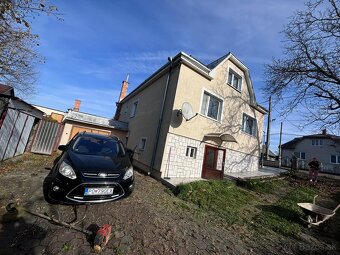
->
(294, 152, 306, 160)
(330, 155, 340, 164)
(227, 68, 242, 91)
(199, 89, 224, 122)
(138, 137, 147, 151)
(241, 113, 257, 137)
(130, 100, 139, 118)
(312, 139, 323, 146)
(186, 146, 197, 159)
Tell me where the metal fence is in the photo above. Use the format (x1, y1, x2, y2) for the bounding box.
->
(282, 158, 340, 175)
(0, 108, 35, 161)
(30, 120, 63, 155)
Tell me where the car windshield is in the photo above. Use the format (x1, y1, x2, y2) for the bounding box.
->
(72, 136, 125, 156)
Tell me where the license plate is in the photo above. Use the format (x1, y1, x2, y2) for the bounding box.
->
(84, 187, 114, 196)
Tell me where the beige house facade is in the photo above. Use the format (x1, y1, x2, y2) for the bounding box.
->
(116, 52, 267, 179)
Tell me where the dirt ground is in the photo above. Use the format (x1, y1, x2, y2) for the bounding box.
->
(0, 153, 339, 255)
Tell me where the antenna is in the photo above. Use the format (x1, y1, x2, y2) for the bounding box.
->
(178, 102, 198, 121)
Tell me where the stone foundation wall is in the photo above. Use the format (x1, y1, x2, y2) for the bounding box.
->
(161, 133, 204, 178)
(160, 133, 260, 178)
(224, 149, 259, 173)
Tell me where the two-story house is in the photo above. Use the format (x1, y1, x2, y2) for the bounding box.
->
(281, 129, 340, 174)
(115, 52, 267, 180)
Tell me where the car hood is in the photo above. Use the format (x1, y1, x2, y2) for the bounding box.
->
(67, 151, 129, 173)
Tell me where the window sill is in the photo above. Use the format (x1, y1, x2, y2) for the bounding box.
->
(226, 82, 241, 93)
(199, 113, 222, 124)
(241, 130, 257, 139)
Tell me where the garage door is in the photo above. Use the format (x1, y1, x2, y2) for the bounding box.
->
(69, 126, 111, 141)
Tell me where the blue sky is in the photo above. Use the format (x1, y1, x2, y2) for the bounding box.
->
(28, 0, 314, 152)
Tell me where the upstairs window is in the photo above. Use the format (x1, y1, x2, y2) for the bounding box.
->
(227, 68, 242, 91)
(242, 113, 257, 136)
(312, 139, 323, 146)
(200, 91, 223, 121)
(130, 101, 138, 118)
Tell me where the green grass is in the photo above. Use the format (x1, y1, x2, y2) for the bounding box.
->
(254, 186, 317, 235)
(177, 179, 318, 237)
(61, 242, 72, 252)
(177, 180, 257, 224)
(243, 179, 286, 194)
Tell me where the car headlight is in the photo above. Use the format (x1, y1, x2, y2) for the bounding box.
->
(59, 161, 77, 179)
(123, 166, 133, 180)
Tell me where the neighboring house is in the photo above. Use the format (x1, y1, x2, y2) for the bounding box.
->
(33, 104, 66, 123)
(59, 100, 128, 145)
(261, 145, 277, 161)
(0, 84, 43, 161)
(115, 52, 267, 180)
(281, 129, 340, 174)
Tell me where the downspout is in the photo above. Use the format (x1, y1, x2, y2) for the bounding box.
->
(149, 57, 173, 175)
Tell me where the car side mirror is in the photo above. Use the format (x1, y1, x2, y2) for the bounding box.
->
(126, 149, 134, 161)
(58, 145, 67, 151)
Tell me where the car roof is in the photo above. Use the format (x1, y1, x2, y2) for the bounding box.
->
(78, 132, 119, 141)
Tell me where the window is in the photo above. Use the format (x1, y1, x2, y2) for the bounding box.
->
(294, 152, 306, 160)
(242, 113, 257, 136)
(227, 68, 242, 91)
(200, 91, 223, 121)
(186, 146, 197, 158)
(312, 139, 323, 146)
(130, 101, 138, 118)
(331, 155, 340, 164)
(138, 137, 147, 151)
(72, 136, 125, 156)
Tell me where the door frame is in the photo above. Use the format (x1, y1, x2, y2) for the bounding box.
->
(201, 145, 226, 180)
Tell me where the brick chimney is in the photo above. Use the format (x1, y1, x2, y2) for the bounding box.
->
(114, 75, 129, 120)
(322, 129, 327, 135)
(118, 74, 129, 102)
(73, 99, 81, 112)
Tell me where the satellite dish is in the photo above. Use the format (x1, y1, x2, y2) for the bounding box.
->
(178, 102, 198, 121)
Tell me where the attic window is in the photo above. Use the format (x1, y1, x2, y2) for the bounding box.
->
(227, 68, 242, 91)
(312, 139, 323, 146)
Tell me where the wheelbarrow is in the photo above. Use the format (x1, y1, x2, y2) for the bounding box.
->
(297, 195, 340, 228)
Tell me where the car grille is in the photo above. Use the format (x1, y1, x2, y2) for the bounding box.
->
(66, 183, 124, 203)
(82, 172, 120, 178)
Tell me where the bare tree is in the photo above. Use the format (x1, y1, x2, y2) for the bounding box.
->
(0, 0, 59, 96)
(265, 0, 340, 132)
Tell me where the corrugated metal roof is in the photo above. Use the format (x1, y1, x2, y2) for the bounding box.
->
(64, 110, 128, 131)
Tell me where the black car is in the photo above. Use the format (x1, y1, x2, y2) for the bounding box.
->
(43, 132, 134, 204)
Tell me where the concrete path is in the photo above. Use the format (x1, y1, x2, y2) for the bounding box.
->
(225, 166, 287, 180)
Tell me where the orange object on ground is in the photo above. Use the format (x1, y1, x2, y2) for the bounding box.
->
(94, 224, 112, 253)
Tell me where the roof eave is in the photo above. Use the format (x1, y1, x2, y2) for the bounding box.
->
(120, 52, 213, 104)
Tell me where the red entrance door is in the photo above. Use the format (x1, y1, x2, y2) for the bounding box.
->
(202, 145, 226, 180)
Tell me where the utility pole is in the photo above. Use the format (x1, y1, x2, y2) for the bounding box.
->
(278, 122, 283, 168)
(260, 130, 265, 168)
(265, 96, 272, 160)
